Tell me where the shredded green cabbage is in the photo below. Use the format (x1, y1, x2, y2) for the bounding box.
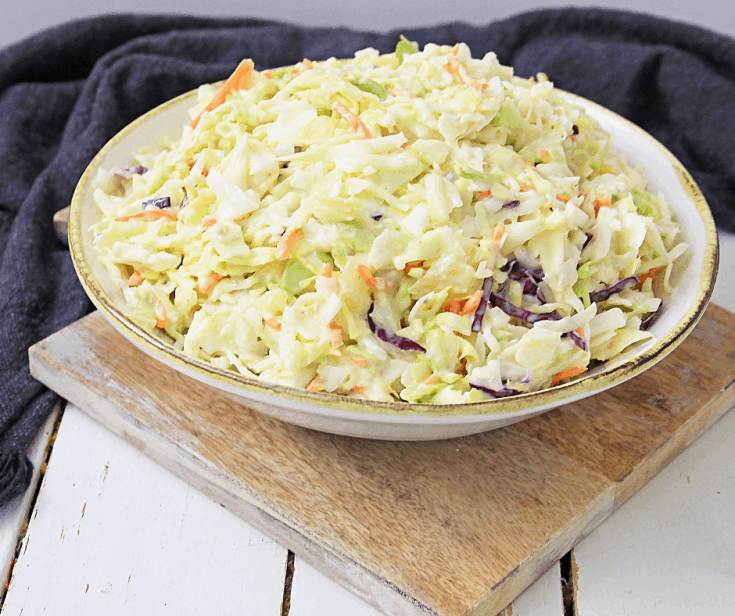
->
(90, 41, 688, 403)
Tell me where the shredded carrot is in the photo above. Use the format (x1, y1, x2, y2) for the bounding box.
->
(264, 315, 282, 330)
(575, 327, 585, 338)
(446, 53, 487, 90)
(115, 209, 178, 222)
(276, 228, 300, 261)
(461, 290, 483, 316)
(448, 298, 462, 314)
(201, 216, 217, 228)
(196, 271, 223, 294)
(492, 224, 506, 244)
(201, 167, 209, 178)
(306, 375, 324, 392)
(332, 101, 373, 139)
(191, 59, 254, 129)
(128, 270, 144, 287)
(550, 365, 587, 385)
(352, 384, 367, 393)
(403, 261, 426, 274)
(155, 300, 167, 329)
(186, 157, 195, 168)
(477, 189, 492, 199)
(520, 186, 533, 192)
(594, 197, 612, 217)
(454, 362, 466, 375)
(291, 58, 313, 78)
(556, 194, 570, 204)
(638, 267, 664, 283)
(541, 149, 550, 158)
(357, 263, 378, 288)
(329, 322, 343, 348)
(322, 263, 333, 278)
(263, 70, 273, 79)
(351, 358, 369, 368)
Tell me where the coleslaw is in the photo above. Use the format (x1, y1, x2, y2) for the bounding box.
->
(89, 40, 688, 403)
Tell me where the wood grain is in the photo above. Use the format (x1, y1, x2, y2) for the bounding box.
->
(28, 305, 735, 616)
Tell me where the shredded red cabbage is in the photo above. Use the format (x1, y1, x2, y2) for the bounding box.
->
(582, 232, 593, 251)
(471, 277, 495, 332)
(572, 124, 579, 135)
(115, 165, 148, 179)
(502, 200, 520, 209)
(567, 329, 588, 351)
(641, 303, 660, 330)
(143, 196, 171, 209)
(491, 280, 562, 324)
(367, 304, 426, 353)
(469, 381, 521, 398)
(589, 276, 640, 303)
(502, 259, 545, 296)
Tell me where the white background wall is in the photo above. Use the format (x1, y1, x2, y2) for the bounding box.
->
(2, 0, 734, 50)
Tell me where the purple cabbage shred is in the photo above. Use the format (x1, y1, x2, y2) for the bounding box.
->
(502, 200, 520, 209)
(589, 276, 639, 303)
(143, 196, 171, 209)
(641, 303, 661, 330)
(490, 280, 562, 324)
(567, 329, 588, 351)
(471, 277, 495, 332)
(572, 124, 579, 135)
(367, 304, 426, 353)
(469, 381, 521, 398)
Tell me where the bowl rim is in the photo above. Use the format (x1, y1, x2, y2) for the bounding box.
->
(68, 85, 720, 420)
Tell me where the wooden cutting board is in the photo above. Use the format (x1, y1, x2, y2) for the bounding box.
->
(29, 305, 735, 616)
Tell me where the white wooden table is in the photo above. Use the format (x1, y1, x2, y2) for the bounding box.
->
(1, 229, 734, 616)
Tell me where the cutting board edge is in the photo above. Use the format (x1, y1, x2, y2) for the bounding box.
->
(612, 382, 735, 510)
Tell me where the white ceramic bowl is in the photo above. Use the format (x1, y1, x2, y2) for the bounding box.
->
(68, 87, 719, 440)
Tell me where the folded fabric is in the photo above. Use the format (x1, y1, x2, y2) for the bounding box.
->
(1, 8, 733, 505)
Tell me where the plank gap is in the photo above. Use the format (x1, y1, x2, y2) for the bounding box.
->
(0, 403, 65, 608)
(559, 550, 578, 616)
(280, 550, 296, 616)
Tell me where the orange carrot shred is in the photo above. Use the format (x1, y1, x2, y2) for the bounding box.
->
(541, 149, 550, 157)
(264, 315, 281, 330)
(461, 290, 483, 316)
(191, 59, 254, 129)
(155, 300, 167, 329)
(128, 270, 144, 287)
(594, 197, 612, 217)
(492, 224, 505, 244)
(477, 189, 492, 199)
(638, 267, 664, 283)
(332, 101, 373, 139)
(556, 194, 570, 203)
(201, 216, 217, 228)
(575, 327, 585, 338)
(306, 375, 324, 391)
(276, 228, 299, 261)
(263, 70, 273, 79)
(352, 384, 366, 393)
(448, 298, 462, 314)
(186, 157, 195, 168)
(196, 271, 223, 295)
(329, 322, 343, 348)
(351, 358, 369, 368)
(357, 264, 378, 288)
(551, 365, 587, 385)
(322, 263, 333, 278)
(115, 210, 178, 223)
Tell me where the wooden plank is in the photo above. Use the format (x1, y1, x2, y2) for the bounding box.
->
(290, 560, 563, 616)
(2, 405, 289, 615)
(0, 406, 60, 598)
(573, 405, 735, 615)
(27, 304, 735, 616)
